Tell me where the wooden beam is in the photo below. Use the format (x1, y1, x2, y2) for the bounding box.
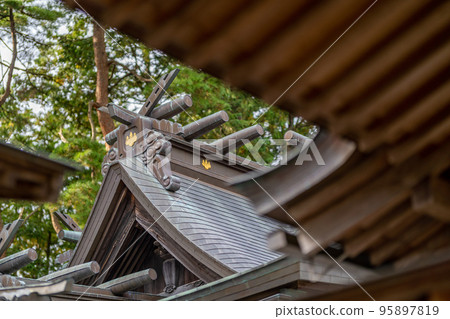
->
(297, 171, 409, 256)
(394, 230, 450, 270)
(333, 41, 450, 136)
(388, 114, 450, 165)
(0, 248, 37, 274)
(412, 176, 450, 222)
(97, 268, 157, 295)
(164, 257, 301, 301)
(344, 202, 413, 258)
(369, 217, 443, 266)
(39, 261, 100, 283)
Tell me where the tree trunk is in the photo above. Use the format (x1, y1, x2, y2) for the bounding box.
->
(0, 9, 17, 107)
(93, 23, 115, 140)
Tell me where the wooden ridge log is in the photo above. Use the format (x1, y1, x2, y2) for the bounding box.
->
(151, 95, 193, 120)
(58, 230, 82, 243)
(211, 124, 264, 154)
(0, 248, 37, 274)
(97, 268, 157, 295)
(181, 110, 229, 141)
(38, 261, 100, 283)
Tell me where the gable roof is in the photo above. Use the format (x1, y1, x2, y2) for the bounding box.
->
(69, 156, 287, 283)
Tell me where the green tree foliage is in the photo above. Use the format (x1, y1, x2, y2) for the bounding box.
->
(0, 0, 315, 277)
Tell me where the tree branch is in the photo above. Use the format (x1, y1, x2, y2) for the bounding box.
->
(109, 60, 153, 83)
(0, 9, 18, 106)
(87, 101, 97, 141)
(0, 61, 53, 80)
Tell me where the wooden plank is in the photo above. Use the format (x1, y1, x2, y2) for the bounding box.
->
(303, 256, 450, 301)
(70, 166, 122, 266)
(311, 1, 450, 122)
(165, 257, 300, 300)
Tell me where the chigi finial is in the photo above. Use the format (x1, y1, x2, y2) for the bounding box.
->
(100, 68, 265, 191)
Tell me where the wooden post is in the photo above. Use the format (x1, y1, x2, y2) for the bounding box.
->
(211, 124, 264, 154)
(38, 261, 100, 283)
(58, 230, 82, 243)
(0, 248, 37, 274)
(97, 268, 157, 295)
(163, 258, 178, 294)
(151, 95, 193, 120)
(182, 111, 229, 141)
